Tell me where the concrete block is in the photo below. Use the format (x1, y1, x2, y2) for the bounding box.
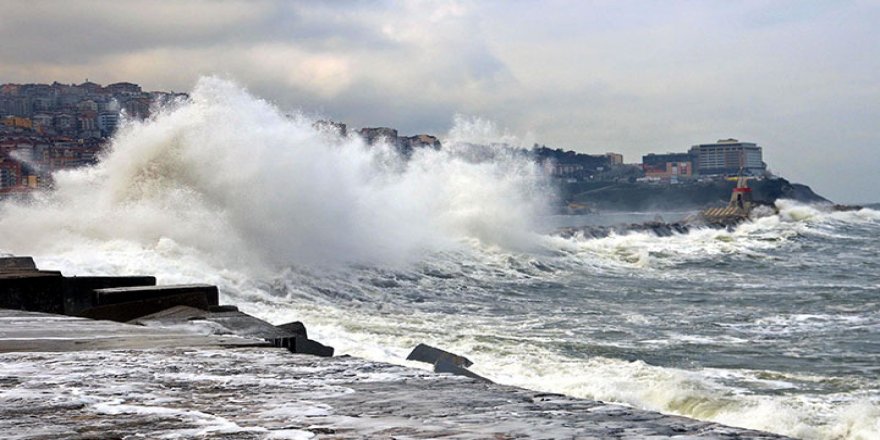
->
(132, 306, 303, 341)
(80, 291, 217, 322)
(269, 336, 334, 357)
(407, 343, 473, 368)
(63, 276, 157, 315)
(0, 271, 65, 313)
(276, 321, 308, 338)
(92, 284, 218, 307)
(0, 257, 38, 273)
(127, 305, 208, 323)
(434, 358, 491, 382)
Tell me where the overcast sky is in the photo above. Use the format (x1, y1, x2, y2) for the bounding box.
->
(1, 0, 878, 202)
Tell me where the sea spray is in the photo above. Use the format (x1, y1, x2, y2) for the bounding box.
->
(0, 77, 552, 269)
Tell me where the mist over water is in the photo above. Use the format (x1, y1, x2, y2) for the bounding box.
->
(0, 77, 550, 269)
(1, 78, 879, 439)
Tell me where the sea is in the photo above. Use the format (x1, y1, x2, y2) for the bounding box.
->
(1, 78, 877, 439)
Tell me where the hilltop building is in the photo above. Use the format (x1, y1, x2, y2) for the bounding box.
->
(640, 139, 767, 180)
(641, 152, 695, 182)
(689, 139, 766, 176)
(358, 127, 442, 157)
(605, 152, 623, 165)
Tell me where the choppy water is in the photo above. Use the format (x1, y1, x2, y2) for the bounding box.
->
(1, 78, 877, 439)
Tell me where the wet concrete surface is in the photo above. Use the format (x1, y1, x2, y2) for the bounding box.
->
(0, 309, 788, 439)
(0, 309, 264, 352)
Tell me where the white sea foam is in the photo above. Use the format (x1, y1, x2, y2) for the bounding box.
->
(241, 292, 880, 440)
(0, 77, 549, 271)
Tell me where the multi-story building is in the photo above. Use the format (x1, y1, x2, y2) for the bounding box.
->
(688, 139, 765, 176)
(97, 112, 120, 137)
(0, 80, 191, 195)
(642, 152, 695, 181)
(104, 82, 142, 95)
(642, 152, 693, 168)
(0, 157, 21, 189)
(605, 152, 624, 165)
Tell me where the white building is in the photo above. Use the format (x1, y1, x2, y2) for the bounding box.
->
(688, 139, 766, 176)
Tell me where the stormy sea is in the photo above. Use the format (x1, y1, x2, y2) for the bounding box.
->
(1, 78, 878, 439)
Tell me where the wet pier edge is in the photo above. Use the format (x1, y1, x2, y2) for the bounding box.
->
(0, 257, 788, 439)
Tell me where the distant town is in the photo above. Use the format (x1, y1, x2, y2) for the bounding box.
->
(0, 80, 187, 195)
(1, 80, 769, 198)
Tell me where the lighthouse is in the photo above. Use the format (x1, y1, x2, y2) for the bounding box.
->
(730, 173, 752, 212)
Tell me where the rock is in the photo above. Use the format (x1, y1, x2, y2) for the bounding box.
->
(407, 343, 473, 368)
(562, 177, 829, 212)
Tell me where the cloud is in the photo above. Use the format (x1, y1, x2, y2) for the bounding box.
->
(0, 0, 274, 63)
(0, 0, 878, 201)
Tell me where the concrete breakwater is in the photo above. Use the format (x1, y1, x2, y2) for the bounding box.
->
(0, 256, 789, 438)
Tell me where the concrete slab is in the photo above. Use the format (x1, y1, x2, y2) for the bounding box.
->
(407, 342, 474, 367)
(0, 308, 788, 439)
(0, 271, 65, 314)
(92, 283, 218, 306)
(131, 305, 303, 340)
(0, 256, 37, 273)
(0, 309, 266, 352)
(0, 345, 789, 439)
(79, 284, 220, 322)
(63, 275, 157, 315)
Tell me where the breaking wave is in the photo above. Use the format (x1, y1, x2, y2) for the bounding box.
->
(0, 77, 550, 270)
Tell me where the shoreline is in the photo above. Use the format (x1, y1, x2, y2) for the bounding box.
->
(0, 308, 789, 439)
(0, 256, 791, 438)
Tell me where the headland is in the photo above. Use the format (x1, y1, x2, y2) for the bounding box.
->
(1, 80, 834, 211)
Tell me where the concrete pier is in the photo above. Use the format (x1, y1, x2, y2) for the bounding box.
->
(0, 309, 788, 439)
(0, 256, 789, 438)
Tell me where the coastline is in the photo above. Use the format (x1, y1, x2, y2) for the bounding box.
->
(0, 256, 792, 439)
(0, 308, 789, 439)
